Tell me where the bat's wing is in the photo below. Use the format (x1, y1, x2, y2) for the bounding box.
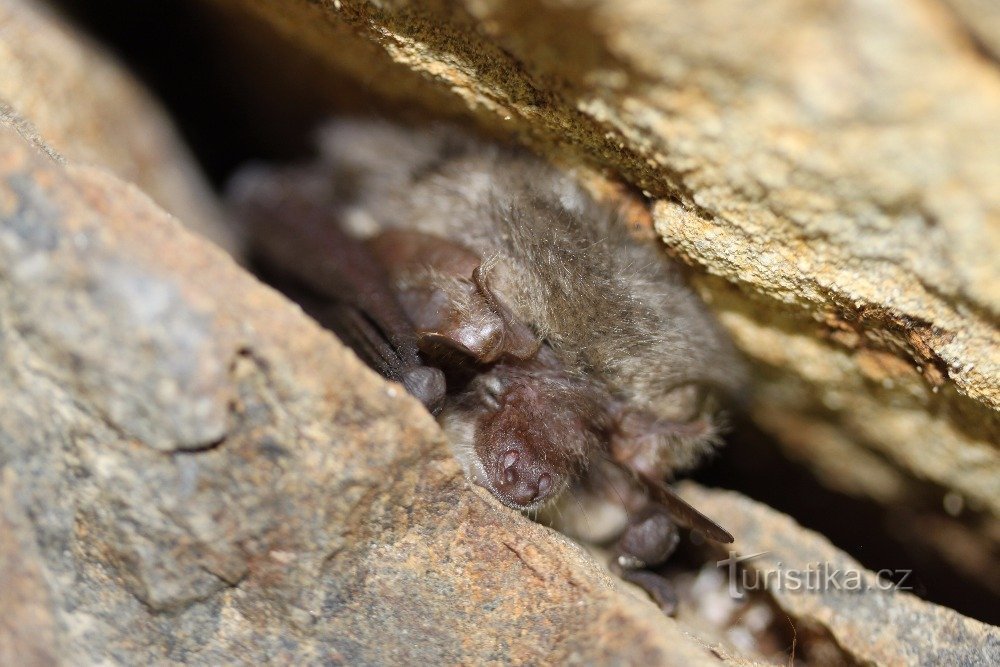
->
(316, 303, 445, 414)
(640, 474, 734, 543)
(230, 167, 445, 412)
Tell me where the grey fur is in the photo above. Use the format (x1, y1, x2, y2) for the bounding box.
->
(230, 120, 745, 573)
(316, 120, 743, 474)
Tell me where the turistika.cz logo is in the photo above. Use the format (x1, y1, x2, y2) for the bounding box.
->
(716, 551, 914, 600)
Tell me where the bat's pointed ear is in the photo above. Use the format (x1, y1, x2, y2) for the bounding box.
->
(470, 264, 541, 361)
(416, 324, 518, 365)
(418, 331, 483, 363)
(415, 266, 541, 365)
(499, 318, 541, 360)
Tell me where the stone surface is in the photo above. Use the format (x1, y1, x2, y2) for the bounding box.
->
(0, 469, 59, 667)
(943, 0, 1000, 60)
(209, 0, 1000, 557)
(681, 483, 1000, 665)
(0, 124, 725, 664)
(0, 0, 235, 250)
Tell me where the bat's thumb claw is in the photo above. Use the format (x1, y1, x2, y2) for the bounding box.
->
(401, 366, 447, 415)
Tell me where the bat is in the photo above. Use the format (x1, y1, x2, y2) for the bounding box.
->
(229, 166, 446, 413)
(228, 120, 745, 612)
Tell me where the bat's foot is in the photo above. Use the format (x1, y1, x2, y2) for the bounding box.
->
(615, 503, 680, 568)
(618, 568, 679, 616)
(400, 366, 447, 414)
(612, 504, 682, 615)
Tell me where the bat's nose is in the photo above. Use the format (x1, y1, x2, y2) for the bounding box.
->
(497, 450, 553, 507)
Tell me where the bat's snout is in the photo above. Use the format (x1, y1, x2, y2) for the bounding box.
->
(494, 449, 556, 509)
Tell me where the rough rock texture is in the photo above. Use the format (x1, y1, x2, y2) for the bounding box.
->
(0, 0, 235, 250)
(680, 484, 1000, 665)
(207, 0, 999, 561)
(0, 124, 726, 664)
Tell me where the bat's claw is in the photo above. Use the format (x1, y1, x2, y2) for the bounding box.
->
(401, 366, 447, 415)
(616, 504, 680, 568)
(618, 569, 679, 616)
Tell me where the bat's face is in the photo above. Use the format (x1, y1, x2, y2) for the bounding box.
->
(474, 381, 565, 510)
(461, 365, 610, 511)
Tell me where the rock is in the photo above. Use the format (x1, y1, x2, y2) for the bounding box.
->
(206, 0, 1000, 568)
(0, 0, 236, 251)
(680, 483, 1000, 665)
(942, 0, 1000, 61)
(0, 469, 59, 667)
(0, 123, 727, 664)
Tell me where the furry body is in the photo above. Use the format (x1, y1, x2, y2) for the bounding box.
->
(230, 120, 743, 576)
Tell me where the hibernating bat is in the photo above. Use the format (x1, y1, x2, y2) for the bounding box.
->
(228, 120, 745, 611)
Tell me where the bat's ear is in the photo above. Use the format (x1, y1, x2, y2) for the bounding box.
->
(418, 332, 482, 363)
(495, 317, 539, 360)
(414, 272, 541, 366)
(470, 264, 540, 361)
(417, 321, 538, 365)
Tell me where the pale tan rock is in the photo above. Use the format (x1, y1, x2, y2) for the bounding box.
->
(680, 484, 1000, 665)
(943, 0, 1000, 60)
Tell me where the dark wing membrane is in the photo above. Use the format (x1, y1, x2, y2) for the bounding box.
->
(232, 169, 445, 412)
(640, 474, 734, 543)
(314, 303, 446, 415)
(235, 174, 423, 369)
(318, 303, 406, 379)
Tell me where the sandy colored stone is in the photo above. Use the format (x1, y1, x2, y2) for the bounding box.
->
(0, 123, 731, 664)
(943, 0, 1000, 60)
(0, 0, 235, 250)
